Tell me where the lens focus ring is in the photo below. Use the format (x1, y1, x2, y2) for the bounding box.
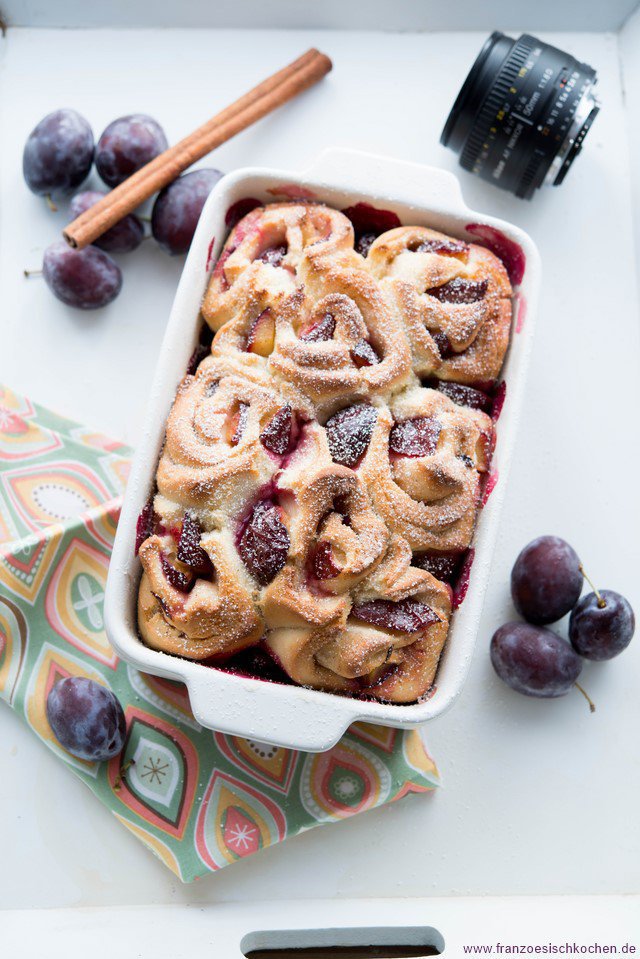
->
(459, 35, 536, 174)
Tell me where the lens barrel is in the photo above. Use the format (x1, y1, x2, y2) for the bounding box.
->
(441, 32, 600, 199)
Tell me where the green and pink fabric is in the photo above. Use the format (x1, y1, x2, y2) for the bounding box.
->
(0, 385, 439, 882)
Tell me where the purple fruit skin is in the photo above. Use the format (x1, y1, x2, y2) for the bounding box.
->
(43, 241, 122, 310)
(490, 622, 582, 698)
(238, 500, 289, 585)
(428, 277, 488, 304)
(351, 339, 379, 367)
(300, 313, 336, 343)
(352, 598, 439, 633)
(435, 380, 491, 413)
(23, 109, 94, 196)
(325, 403, 377, 468)
(46, 677, 126, 761)
(70, 191, 144, 253)
(96, 114, 168, 187)
(413, 550, 463, 584)
(177, 511, 214, 577)
(355, 232, 376, 257)
(258, 245, 287, 267)
(152, 169, 223, 255)
(569, 590, 635, 660)
(260, 405, 293, 455)
(389, 416, 441, 458)
(511, 535, 583, 625)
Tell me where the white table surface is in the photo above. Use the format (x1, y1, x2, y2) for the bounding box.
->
(1, 27, 639, 911)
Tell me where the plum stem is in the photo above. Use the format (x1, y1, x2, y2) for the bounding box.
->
(579, 564, 606, 608)
(23, 268, 42, 278)
(44, 193, 58, 212)
(113, 758, 135, 791)
(574, 681, 596, 713)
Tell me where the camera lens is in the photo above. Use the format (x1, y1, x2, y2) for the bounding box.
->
(441, 32, 600, 199)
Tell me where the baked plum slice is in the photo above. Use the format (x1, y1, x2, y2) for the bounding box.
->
(160, 555, 195, 593)
(433, 380, 491, 413)
(310, 541, 341, 580)
(413, 550, 464, 584)
(260, 404, 292, 455)
(350, 339, 380, 368)
(412, 237, 469, 256)
(299, 312, 335, 343)
(246, 309, 275, 356)
(427, 277, 488, 304)
(177, 512, 214, 577)
(389, 417, 441, 457)
(225, 402, 249, 446)
(431, 330, 455, 359)
(257, 244, 287, 267)
(352, 598, 439, 633)
(325, 403, 377, 468)
(135, 499, 156, 554)
(238, 499, 290, 585)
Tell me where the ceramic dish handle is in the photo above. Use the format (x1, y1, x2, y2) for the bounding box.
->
(186, 672, 355, 753)
(303, 147, 469, 215)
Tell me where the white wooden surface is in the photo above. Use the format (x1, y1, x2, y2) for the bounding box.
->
(2, 0, 638, 33)
(0, 27, 639, 915)
(5, 896, 640, 958)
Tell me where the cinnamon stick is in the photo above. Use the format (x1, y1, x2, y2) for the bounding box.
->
(63, 48, 332, 250)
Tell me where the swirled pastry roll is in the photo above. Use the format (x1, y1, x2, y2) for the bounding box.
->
(367, 226, 511, 385)
(136, 202, 512, 703)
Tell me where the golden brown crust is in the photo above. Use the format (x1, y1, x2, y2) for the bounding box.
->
(136, 203, 511, 702)
(367, 226, 512, 384)
(266, 539, 452, 703)
(138, 532, 263, 659)
(203, 203, 412, 407)
(358, 384, 493, 551)
(202, 203, 357, 331)
(156, 356, 313, 514)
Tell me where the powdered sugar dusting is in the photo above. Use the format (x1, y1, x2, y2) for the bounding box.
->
(137, 200, 513, 705)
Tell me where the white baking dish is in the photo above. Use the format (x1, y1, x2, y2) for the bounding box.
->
(104, 147, 540, 752)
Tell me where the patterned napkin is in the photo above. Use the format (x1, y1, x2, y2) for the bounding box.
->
(0, 385, 439, 882)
